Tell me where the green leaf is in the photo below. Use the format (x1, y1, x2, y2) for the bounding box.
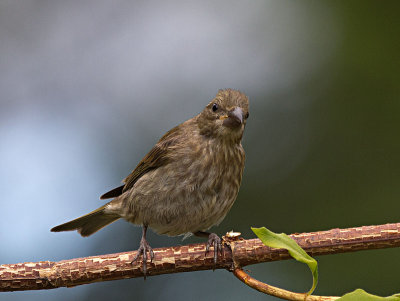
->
(338, 289, 400, 300)
(251, 227, 318, 295)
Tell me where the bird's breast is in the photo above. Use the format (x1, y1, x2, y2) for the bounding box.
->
(121, 140, 245, 236)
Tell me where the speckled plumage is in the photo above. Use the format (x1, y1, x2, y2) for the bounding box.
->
(51, 89, 249, 272)
(105, 89, 248, 236)
(118, 122, 244, 236)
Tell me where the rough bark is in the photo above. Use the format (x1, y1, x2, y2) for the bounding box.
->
(1, 223, 400, 292)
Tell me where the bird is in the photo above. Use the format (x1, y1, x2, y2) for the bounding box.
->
(51, 89, 249, 276)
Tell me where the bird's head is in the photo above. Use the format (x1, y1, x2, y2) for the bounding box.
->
(197, 89, 249, 143)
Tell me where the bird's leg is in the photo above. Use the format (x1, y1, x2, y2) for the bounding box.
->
(194, 231, 223, 264)
(132, 225, 154, 277)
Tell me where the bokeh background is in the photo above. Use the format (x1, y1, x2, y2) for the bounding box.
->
(1, 1, 399, 300)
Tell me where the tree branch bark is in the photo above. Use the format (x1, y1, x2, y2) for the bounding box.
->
(1, 222, 400, 292)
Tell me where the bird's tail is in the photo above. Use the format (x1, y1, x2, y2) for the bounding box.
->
(51, 204, 120, 237)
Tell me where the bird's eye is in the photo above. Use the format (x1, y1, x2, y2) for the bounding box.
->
(245, 112, 249, 119)
(212, 103, 218, 112)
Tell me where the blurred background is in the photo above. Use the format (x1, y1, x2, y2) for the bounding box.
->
(1, 0, 399, 300)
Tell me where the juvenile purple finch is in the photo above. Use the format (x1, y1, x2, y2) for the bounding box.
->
(51, 89, 249, 275)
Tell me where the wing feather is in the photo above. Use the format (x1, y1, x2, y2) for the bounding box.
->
(100, 125, 182, 199)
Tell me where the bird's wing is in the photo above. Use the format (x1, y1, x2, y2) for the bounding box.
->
(100, 125, 181, 200)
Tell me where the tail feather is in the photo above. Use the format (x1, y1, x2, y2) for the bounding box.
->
(51, 205, 120, 237)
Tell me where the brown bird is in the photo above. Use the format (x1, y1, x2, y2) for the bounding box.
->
(51, 89, 249, 275)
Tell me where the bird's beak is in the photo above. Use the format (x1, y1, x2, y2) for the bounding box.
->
(223, 107, 244, 128)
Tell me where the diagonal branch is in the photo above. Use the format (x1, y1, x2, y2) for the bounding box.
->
(1, 222, 400, 292)
(232, 268, 339, 301)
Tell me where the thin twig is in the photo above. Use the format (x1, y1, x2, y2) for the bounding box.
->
(1, 222, 400, 292)
(233, 268, 339, 301)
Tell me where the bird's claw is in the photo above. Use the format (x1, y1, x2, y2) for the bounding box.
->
(132, 238, 154, 278)
(205, 233, 223, 265)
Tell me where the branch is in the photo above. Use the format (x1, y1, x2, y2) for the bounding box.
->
(1, 222, 400, 292)
(233, 268, 339, 301)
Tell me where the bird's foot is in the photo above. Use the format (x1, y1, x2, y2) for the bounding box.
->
(131, 237, 154, 278)
(205, 233, 223, 264)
